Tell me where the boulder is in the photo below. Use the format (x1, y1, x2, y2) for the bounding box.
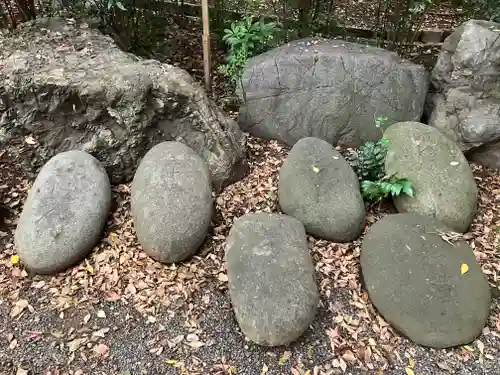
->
(426, 20, 500, 169)
(0, 17, 246, 192)
(384, 121, 477, 233)
(278, 137, 365, 242)
(15, 150, 111, 274)
(361, 213, 491, 348)
(238, 37, 428, 147)
(225, 212, 319, 346)
(131, 141, 213, 264)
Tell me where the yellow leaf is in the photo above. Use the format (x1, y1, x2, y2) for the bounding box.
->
(11, 255, 19, 265)
(166, 359, 178, 365)
(461, 263, 469, 275)
(409, 358, 415, 368)
(85, 259, 94, 274)
(261, 363, 268, 374)
(463, 345, 475, 351)
(405, 367, 415, 375)
(312, 166, 320, 173)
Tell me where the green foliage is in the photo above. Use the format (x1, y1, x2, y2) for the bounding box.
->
(346, 138, 389, 182)
(450, 0, 500, 22)
(373, 0, 438, 50)
(346, 118, 414, 202)
(106, 0, 126, 11)
(361, 176, 414, 202)
(375, 115, 389, 129)
(219, 16, 279, 83)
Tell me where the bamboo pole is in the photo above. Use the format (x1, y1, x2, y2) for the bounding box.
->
(201, 0, 211, 93)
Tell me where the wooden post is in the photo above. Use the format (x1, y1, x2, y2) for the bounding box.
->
(201, 0, 211, 93)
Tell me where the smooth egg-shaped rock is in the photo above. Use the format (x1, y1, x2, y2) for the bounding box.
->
(131, 141, 213, 263)
(15, 150, 111, 274)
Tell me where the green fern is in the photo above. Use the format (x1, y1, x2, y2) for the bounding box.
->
(346, 128, 415, 202)
(346, 137, 389, 182)
(361, 176, 414, 202)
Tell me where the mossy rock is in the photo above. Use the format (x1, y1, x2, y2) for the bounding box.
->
(384, 121, 477, 232)
(225, 212, 319, 346)
(361, 213, 490, 348)
(278, 137, 365, 242)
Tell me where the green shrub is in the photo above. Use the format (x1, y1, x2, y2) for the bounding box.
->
(219, 16, 280, 83)
(345, 118, 414, 203)
(450, 0, 500, 22)
(361, 176, 414, 202)
(345, 138, 389, 182)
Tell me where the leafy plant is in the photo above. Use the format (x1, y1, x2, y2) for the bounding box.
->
(106, 0, 126, 11)
(219, 15, 279, 83)
(450, 0, 500, 22)
(345, 137, 389, 182)
(346, 117, 415, 202)
(361, 175, 414, 202)
(375, 115, 389, 129)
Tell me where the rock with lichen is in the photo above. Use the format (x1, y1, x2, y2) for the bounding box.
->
(0, 17, 246, 191)
(426, 20, 500, 170)
(278, 137, 365, 242)
(384, 121, 477, 233)
(361, 213, 490, 348)
(15, 150, 111, 274)
(131, 141, 213, 264)
(225, 212, 319, 346)
(237, 37, 428, 147)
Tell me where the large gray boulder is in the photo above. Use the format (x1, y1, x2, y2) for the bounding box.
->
(278, 137, 365, 242)
(225, 212, 319, 346)
(0, 17, 246, 192)
(15, 150, 111, 274)
(361, 213, 491, 348)
(238, 37, 429, 147)
(131, 141, 213, 264)
(426, 20, 500, 169)
(384, 121, 478, 233)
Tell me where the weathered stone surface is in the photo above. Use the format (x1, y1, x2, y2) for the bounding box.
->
(238, 37, 428, 147)
(426, 20, 500, 168)
(361, 213, 491, 348)
(15, 150, 111, 274)
(278, 137, 365, 242)
(0, 17, 246, 192)
(384, 121, 477, 233)
(225, 212, 319, 346)
(131, 141, 213, 264)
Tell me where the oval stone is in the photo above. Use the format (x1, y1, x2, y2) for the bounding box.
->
(225, 212, 319, 346)
(361, 213, 491, 348)
(278, 137, 365, 242)
(131, 141, 213, 263)
(384, 121, 478, 232)
(15, 150, 111, 274)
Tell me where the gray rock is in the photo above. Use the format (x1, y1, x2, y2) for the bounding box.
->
(225, 212, 319, 346)
(361, 213, 491, 348)
(384, 121, 477, 233)
(238, 37, 428, 147)
(278, 137, 365, 242)
(426, 20, 500, 168)
(14, 150, 111, 274)
(468, 141, 500, 169)
(131, 141, 213, 264)
(0, 17, 246, 192)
